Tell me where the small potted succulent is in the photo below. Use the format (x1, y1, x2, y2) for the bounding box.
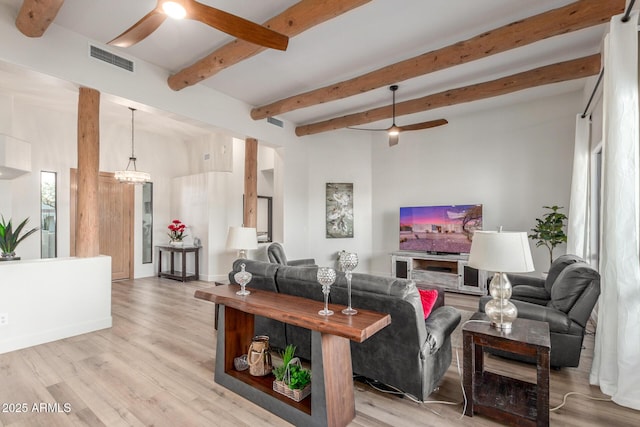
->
(0, 216, 38, 261)
(272, 344, 312, 402)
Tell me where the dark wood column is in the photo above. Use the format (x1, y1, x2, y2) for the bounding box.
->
(243, 138, 258, 228)
(75, 87, 100, 257)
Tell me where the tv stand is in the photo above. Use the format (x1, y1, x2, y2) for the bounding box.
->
(391, 251, 487, 295)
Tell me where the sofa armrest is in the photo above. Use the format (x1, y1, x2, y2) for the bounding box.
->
(421, 306, 461, 356)
(287, 258, 316, 267)
(511, 300, 572, 334)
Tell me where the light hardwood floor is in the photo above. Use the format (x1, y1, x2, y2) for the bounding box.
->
(0, 277, 637, 426)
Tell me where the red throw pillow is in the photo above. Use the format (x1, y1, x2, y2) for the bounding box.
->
(418, 289, 438, 319)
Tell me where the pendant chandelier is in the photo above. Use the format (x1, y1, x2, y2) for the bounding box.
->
(115, 107, 151, 184)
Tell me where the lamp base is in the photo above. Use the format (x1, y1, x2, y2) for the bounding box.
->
(485, 272, 518, 331)
(490, 320, 514, 331)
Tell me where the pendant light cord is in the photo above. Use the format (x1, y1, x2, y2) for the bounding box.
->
(129, 107, 137, 171)
(391, 85, 397, 126)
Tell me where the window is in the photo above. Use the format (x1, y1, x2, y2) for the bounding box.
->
(40, 171, 56, 258)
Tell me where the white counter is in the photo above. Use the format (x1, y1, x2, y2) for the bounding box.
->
(0, 256, 112, 354)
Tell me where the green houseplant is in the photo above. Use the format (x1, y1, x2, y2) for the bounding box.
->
(0, 216, 38, 260)
(272, 344, 311, 402)
(528, 206, 567, 267)
(273, 344, 296, 382)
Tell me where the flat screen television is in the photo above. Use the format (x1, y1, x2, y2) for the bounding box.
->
(399, 204, 483, 254)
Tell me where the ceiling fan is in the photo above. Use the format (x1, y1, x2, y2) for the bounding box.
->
(349, 85, 448, 146)
(108, 0, 289, 51)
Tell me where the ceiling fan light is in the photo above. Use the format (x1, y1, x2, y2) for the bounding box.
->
(388, 125, 401, 136)
(162, 1, 187, 19)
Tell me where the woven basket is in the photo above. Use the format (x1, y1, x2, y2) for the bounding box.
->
(272, 380, 311, 402)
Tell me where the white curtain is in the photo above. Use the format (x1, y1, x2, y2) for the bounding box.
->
(589, 12, 640, 411)
(567, 114, 591, 260)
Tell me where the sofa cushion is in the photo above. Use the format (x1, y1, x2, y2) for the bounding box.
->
(418, 289, 438, 319)
(340, 272, 416, 299)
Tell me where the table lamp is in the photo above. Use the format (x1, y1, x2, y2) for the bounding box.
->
(226, 226, 258, 258)
(468, 229, 534, 330)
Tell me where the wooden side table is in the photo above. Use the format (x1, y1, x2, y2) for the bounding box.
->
(157, 245, 201, 282)
(463, 312, 550, 427)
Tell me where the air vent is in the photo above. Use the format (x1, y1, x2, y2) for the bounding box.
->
(267, 117, 284, 128)
(89, 45, 134, 72)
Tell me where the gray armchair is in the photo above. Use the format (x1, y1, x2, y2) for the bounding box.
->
(267, 242, 316, 267)
(508, 254, 584, 304)
(479, 256, 600, 368)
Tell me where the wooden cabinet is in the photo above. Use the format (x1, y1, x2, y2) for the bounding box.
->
(391, 251, 487, 295)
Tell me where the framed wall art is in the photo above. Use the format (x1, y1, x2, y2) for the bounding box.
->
(326, 183, 353, 238)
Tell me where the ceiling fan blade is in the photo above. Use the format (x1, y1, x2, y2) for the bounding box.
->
(108, 8, 167, 48)
(389, 134, 399, 147)
(347, 126, 387, 131)
(399, 119, 449, 132)
(186, 0, 289, 51)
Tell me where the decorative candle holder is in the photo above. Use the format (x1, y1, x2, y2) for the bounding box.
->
(339, 252, 358, 315)
(234, 263, 252, 296)
(317, 267, 336, 316)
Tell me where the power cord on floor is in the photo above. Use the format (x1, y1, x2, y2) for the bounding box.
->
(550, 392, 612, 412)
(355, 375, 460, 407)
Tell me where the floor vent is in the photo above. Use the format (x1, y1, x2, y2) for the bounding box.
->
(267, 117, 284, 128)
(89, 45, 134, 72)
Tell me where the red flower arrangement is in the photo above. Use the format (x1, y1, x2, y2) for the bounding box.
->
(168, 219, 187, 242)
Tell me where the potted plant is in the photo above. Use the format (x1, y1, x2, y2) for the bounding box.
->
(0, 216, 38, 261)
(272, 344, 312, 402)
(528, 205, 567, 267)
(167, 219, 187, 246)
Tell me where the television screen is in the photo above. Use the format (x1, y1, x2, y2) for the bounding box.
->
(399, 204, 483, 254)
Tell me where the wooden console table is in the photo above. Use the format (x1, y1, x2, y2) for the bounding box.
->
(157, 245, 201, 282)
(194, 285, 391, 427)
(463, 312, 550, 427)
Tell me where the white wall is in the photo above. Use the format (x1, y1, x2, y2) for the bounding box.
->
(301, 130, 374, 270)
(369, 92, 581, 275)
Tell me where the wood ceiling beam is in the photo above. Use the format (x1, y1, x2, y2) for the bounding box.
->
(15, 0, 65, 37)
(168, 0, 371, 91)
(253, 0, 623, 120)
(295, 54, 601, 136)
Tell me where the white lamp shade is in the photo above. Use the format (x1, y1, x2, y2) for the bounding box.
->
(226, 226, 258, 251)
(468, 231, 534, 272)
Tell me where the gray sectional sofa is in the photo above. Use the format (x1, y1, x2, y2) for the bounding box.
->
(228, 259, 461, 401)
